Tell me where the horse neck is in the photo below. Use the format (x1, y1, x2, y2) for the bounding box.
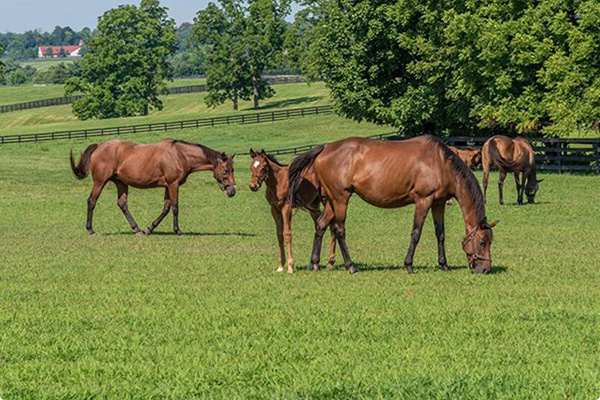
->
(453, 174, 485, 233)
(181, 144, 218, 172)
(265, 159, 286, 190)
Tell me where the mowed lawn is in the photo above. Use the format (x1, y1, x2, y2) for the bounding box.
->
(0, 82, 330, 136)
(0, 117, 599, 398)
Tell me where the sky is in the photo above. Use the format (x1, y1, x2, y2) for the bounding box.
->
(0, 0, 297, 33)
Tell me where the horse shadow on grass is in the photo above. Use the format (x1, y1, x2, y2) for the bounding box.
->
(105, 231, 256, 237)
(325, 263, 508, 274)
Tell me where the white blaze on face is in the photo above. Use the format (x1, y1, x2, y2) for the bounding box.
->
(253, 161, 260, 168)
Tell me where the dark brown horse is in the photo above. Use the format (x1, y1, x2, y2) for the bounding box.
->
(449, 146, 482, 169)
(289, 136, 497, 274)
(70, 139, 236, 235)
(482, 135, 542, 205)
(249, 149, 336, 274)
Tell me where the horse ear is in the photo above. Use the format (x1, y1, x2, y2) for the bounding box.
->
(488, 220, 499, 228)
(260, 149, 266, 155)
(250, 148, 256, 157)
(221, 152, 227, 160)
(231, 153, 236, 159)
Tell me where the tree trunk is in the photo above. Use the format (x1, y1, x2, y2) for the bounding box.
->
(252, 76, 259, 110)
(233, 88, 238, 111)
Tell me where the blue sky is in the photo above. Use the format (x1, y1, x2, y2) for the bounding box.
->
(0, 0, 297, 33)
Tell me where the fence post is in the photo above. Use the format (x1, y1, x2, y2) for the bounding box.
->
(596, 140, 600, 174)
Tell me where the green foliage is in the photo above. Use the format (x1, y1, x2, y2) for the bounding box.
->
(283, 0, 324, 80)
(65, 0, 178, 120)
(0, 44, 5, 78)
(0, 26, 91, 60)
(193, 0, 290, 110)
(1, 61, 37, 85)
(311, 0, 600, 137)
(171, 49, 205, 77)
(32, 62, 81, 85)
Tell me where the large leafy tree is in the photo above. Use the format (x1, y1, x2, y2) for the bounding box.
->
(0, 44, 5, 79)
(193, 0, 290, 110)
(65, 0, 177, 120)
(311, 0, 600, 137)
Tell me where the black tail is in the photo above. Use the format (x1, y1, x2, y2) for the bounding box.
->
(288, 145, 325, 209)
(488, 140, 517, 170)
(70, 144, 98, 180)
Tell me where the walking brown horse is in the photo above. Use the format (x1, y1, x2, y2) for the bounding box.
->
(70, 139, 236, 235)
(482, 135, 542, 205)
(249, 149, 336, 274)
(289, 136, 498, 274)
(449, 146, 482, 169)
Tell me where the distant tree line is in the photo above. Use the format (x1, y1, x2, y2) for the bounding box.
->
(0, 26, 92, 60)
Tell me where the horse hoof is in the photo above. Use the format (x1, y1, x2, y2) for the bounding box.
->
(88, 230, 96, 235)
(405, 265, 414, 274)
(175, 230, 184, 236)
(348, 265, 358, 274)
(287, 269, 294, 274)
(441, 264, 450, 272)
(307, 264, 314, 271)
(276, 267, 284, 272)
(326, 263, 334, 270)
(135, 231, 144, 237)
(143, 228, 152, 235)
(313, 265, 321, 272)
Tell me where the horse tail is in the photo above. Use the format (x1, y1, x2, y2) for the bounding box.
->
(288, 145, 324, 209)
(70, 144, 98, 180)
(487, 139, 517, 170)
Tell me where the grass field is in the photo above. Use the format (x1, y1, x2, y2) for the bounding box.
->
(0, 114, 599, 398)
(19, 58, 76, 72)
(0, 82, 329, 136)
(0, 78, 206, 106)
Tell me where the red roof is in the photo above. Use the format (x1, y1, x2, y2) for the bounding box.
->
(39, 40, 84, 56)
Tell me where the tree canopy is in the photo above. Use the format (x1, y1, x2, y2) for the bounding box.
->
(310, 0, 600, 137)
(65, 0, 177, 120)
(193, 0, 290, 110)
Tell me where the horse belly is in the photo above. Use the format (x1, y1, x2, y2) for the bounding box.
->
(116, 161, 166, 188)
(353, 180, 414, 208)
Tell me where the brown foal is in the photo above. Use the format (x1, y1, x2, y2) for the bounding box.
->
(289, 136, 498, 274)
(482, 135, 542, 205)
(70, 139, 236, 235)
(249, 149, 336, 274)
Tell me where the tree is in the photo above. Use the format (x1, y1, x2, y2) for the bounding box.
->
(193, 0, 290, 110)
(58, 47, 67, 58)
(45, 47, 54, 58)
(65, 0, 177, 120)
(0, 44, 5, 79)
(311, 0, 600, 137)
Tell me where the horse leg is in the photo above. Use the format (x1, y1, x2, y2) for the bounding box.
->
(330, 199, 357, 274)
(498, 170, 507, 205)
(482, 158, 490, 204)
(167, 183, 183, 235)
(514, 172, 523, 205)
(404, 197, 433, 273)
(115, 181, 142, 235)
(308, 202, 334, 271)
(309, 206, 336, 270)
(144, 189, 171, 235)
(432, 202, 449, 271)
(281, 204, 295, 274)
(270, 206, 285, 272)
(86, 180, 106, 235)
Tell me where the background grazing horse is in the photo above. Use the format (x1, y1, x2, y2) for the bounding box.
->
(482, 135, 542, 205)
(449, 146, 482, 169)
(288, 136, 497, 274)
(70, 139, 236, 235)
(249, 149, 336, 274)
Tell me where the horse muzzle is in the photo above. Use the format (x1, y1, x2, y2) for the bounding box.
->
(225, 185, 237, 198)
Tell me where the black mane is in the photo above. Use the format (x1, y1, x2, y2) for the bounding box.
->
(266, 153, 286, 167)
(426, 136, 485, 222)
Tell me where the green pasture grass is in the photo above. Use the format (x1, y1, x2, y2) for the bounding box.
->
(0, 82, 329, 136)
(0, 118, 599, 398)
(19, 58, 76, 72)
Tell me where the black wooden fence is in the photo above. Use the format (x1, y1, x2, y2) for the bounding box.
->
(0, 76, 309, 114)
(0, 105, 333, 145)
(260, 133, 600, 174)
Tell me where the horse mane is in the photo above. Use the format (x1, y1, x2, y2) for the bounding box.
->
(170, 139, 221, 165)
(425, 136, 486, 222)
(265, 153, 286, 167)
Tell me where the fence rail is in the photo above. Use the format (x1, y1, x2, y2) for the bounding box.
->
(261, 133, 600, 174)
(0, 105, 333, 145)
(0, 76, 309, 114)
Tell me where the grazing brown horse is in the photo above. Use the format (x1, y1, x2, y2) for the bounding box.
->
(482, 135, 542, 205)
(449, 146, 482, 169)
(289, 136, 498, 274)
(249, 149, 336, 274)
(70, 139, 236, 235)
